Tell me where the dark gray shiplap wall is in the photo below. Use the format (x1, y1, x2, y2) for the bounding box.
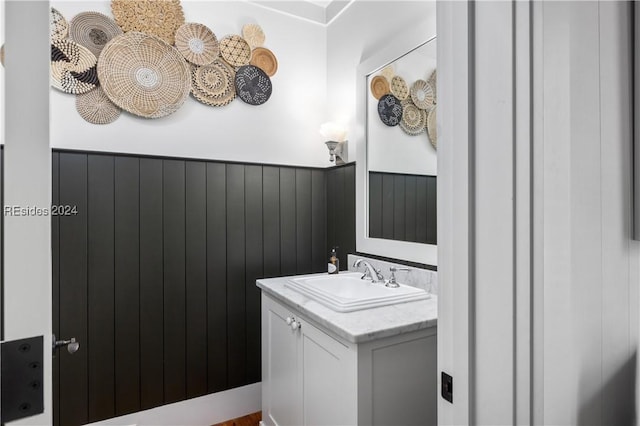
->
(51, 151, 354, 426)
(369, 171, 437, 245)
(326, 164, 356, 270)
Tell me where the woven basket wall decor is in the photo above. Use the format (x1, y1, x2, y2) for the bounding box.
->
(97, 32, 191, 118)
(51, 8, 69, 41)
(175, 23, 219, 66)
(220, 35, 251, 67)
(235, 65, 272, 106)
(111, 0, 185, 45)
(242, 23, 265, 50)
(250, 47, 278, 77)
(51, 38, 99, 94)
(377, 94, 403, 127)
(191, 60, 236, 107)
(427, 106, 437, 149)
(370, 75, 390, 100)
(428, 69, 437, 99)
(400, 98, 426, 136)
(410, 79, 434, 110)
(70, 12, 123, 57)
(380, 65, 394, 83)
(76, 86, 122, 124)
(390, 75, 409, 101)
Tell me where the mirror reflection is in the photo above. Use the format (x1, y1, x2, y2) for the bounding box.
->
(366, 37, 437, 245)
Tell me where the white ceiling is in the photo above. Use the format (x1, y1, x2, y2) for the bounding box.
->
(248, 0, 353, 25)
(305, 0, 334, 7)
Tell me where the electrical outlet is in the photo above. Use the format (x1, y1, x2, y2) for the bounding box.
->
(441, 371, 453, 403)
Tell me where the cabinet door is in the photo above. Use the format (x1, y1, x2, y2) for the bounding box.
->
(262, 296, 302, 426)
(299, 318, 357, 426)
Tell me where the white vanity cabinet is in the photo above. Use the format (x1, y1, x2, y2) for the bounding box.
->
(262, 294, 357, 426)
(261, 293, 437, 426)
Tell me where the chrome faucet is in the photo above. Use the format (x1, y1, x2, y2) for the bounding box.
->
(352, 259, 385, 283)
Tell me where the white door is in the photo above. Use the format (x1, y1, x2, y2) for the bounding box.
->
(2, 1, 52, 425)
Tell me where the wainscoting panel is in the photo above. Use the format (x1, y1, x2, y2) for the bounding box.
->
(52, 152, 356, 426)
(326, 164, 357, 269)
(226, 164, 247, 390)
(368, 172, 437, 245)
(206, 162, 228, 394)
(58, 153, 89, 425)
(186, 161, 208, 399)
(114, 157, 141, 415)
(87, 155, 116, 421)
(139, 158, 165, 409)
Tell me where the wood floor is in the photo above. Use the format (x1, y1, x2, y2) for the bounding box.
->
(212, 411, 262, 426)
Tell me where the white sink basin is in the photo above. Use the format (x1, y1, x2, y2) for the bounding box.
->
(286, 272, 430, 312)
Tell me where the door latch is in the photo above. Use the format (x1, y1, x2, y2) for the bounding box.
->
(52, 335, 79, 356)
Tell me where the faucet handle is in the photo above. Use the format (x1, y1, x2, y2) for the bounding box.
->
(387, 267, 411, 288)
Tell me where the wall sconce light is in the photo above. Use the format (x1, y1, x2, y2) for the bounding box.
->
(320, 122, 347, 165)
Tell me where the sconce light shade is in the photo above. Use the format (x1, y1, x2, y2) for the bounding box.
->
(319, 122, 347, 142)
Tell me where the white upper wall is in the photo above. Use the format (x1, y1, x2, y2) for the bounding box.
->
(326, 0, 437, 162)
(47, 1, 436, 167)
(50, 0, 329, 167)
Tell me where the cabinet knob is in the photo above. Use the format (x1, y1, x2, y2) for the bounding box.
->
(291, 320, 301, 331)
(286, 316, 294, 325)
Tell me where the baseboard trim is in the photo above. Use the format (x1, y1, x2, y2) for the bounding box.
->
(85, 383, 261, 426)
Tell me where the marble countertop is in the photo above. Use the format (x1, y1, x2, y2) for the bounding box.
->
(256, 272, 437, 344)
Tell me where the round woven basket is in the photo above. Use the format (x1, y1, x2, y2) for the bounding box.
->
(98, 32, 191, 118)
(427, 106, 437, 149)
(220, 35, 251, 67)
(428, 69, 437, 100)
(191, 60, 236, 107)
(51, 38, 99, 94)
(242, 23, 265, 50)
(250, 47, 278, 77)
(76, 86, 122, 124)
(175, 23, 219, 66)
(377, 94, 403, 127)
(51, 7, 69, 41)
(70, 11, 123, 57)
(370, 75, 390, 100)
(235, 65, 272, 106)
(400, 98, 426, 136)
(111, 0, 185, 45)
(390, 75, 409, 101)
(380, 65, 394, 83)
(410, 79, 434, 110)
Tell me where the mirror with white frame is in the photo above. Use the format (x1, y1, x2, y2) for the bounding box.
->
(355, 29, 437, 266)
